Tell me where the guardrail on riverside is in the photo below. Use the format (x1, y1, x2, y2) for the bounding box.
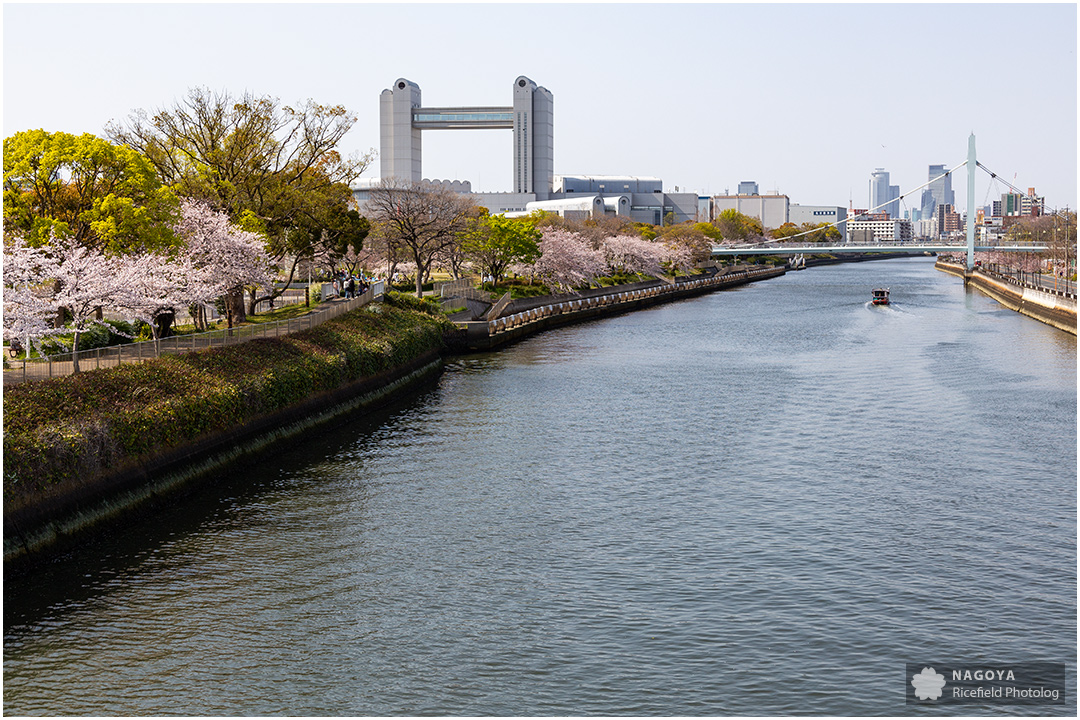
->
(980, 263, 1075, 300)
(4, 281, 385, 385)
(481, 266, 778, 338)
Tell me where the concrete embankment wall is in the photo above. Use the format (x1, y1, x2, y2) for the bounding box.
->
(451, 266, 787, 352)
(4, 351, 444, 573)
(935, 260, 1077, 335)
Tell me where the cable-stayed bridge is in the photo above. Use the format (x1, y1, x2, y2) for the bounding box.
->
(714, 134, 1062, 269)
(712, 242, 1047, 257)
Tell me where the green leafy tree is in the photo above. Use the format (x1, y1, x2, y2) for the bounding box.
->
(633, 222, 658, 240)
(461, 211, 542, 287)
(656, 222, 712, 264)
(107, 87, 375, 318)
(3, 130, 179, 254)
(714, 208, 763, 242)
(694, 222, 722, 241)
(316, 205, 371, 273)
(802, 222, 841, 243)
(770, 222, 802, 240)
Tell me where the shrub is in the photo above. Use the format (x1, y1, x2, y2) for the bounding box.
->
(3, 303, 454, 500)
(383, 290, 444, 316)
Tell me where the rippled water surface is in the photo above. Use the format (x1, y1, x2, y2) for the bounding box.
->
(4, 258, 1076, 715)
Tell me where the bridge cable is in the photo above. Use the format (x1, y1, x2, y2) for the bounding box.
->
(724, 161, 966, 248)
(976, 161, 1062, 215)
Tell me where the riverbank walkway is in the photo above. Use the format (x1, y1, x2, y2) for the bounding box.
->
(3, 282, 386, 386)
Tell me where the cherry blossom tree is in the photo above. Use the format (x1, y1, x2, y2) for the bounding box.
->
(660, 241, 696, 276)
(3, 237, 60, 357)
(601, 234, 666, 277)
(115, 252, 211, 337)
(171, 199, 274, 328)
(533, 228, 607, 292)
(46, 237, 144, 371)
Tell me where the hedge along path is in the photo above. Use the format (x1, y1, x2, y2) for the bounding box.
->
(3, 300, 454, 507)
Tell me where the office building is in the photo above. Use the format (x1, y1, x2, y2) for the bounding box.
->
(926, 164, 955, 218)
(869, 168, 900, 218)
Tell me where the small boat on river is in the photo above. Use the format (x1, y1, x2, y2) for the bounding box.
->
(871, 288, 890, 305)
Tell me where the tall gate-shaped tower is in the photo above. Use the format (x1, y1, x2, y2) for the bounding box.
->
(379, 76, 553, 200)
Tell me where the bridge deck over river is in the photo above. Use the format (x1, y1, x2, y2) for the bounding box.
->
(712, 242, 1048, 256)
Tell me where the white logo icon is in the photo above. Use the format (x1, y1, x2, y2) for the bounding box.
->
(912, 667, 947, 700)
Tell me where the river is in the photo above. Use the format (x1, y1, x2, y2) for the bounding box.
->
(4, 257, 1076, 715)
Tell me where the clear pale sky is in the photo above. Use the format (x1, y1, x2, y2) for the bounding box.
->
(4, 2, 1077, 213)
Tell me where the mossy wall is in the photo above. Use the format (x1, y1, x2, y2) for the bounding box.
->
(4, 302, 453, 568)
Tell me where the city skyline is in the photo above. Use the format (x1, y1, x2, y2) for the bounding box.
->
(4, 3, 1076, 212)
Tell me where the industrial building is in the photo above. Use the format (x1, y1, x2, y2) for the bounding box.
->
(358, 76, 699, 225)
(788, 204, 849, 242)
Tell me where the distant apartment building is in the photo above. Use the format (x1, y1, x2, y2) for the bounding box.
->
(847, 216, 913, 243)
(979, 216, 1007, 243)
(737, 180, 759, 195)
(788, 204, 848, 242)
(937, 203, 962, 237)
(915, 217, 937, 239)
(993, 188, 1044, 219)
(710, 192, 790, 230)
(1021, 187, 1045, 216)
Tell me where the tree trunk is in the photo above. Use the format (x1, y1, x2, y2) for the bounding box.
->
(71, 329, 81, 373)
(249, 256, 300, 316)
(155, 310, 175, 339)
(226, 288, 246, 327)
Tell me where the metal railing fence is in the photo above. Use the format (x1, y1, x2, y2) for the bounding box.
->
(981, 263, 1076, 299)
(4, 282, 384, 385)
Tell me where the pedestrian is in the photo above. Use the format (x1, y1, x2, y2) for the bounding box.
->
(347, 277, 356, 298)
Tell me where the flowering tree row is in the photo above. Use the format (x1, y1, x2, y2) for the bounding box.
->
(3, 200, 272, 367)
(939, 251, 1047, 274)
(528, 228, 696, 293)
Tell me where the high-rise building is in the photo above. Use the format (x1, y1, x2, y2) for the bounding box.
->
(870, 168, 890, 215)
(927, 164, 955, 217)
(869, 169, 900, 218)
(737, 181, 759, 195)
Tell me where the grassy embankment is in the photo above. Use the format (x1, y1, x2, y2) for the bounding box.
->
(3, 295, 454, 507)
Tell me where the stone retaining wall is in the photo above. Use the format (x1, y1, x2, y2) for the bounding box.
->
(936, 260, 1077, 335)
(453, 266, 786, 351)
(4, 351, 444, 574)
